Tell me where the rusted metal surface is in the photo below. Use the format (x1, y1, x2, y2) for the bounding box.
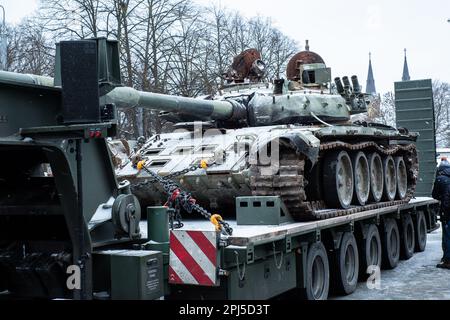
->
(286, 51, 325, 80)
(223, 49, 266, 83)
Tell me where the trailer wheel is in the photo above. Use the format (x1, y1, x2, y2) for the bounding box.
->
(352, 152, 370, 205)
(359, 224, 382, 279)
(305, 242, 330, 300)
(415, 211, 427, 252)
(381, 218, 400, 269)
(332, 232, 359, 295)
(400, 214, 415, 260)
(382, 156, 397, 201)
(368, 153, 383, 203)
(323, 150, 354, 209)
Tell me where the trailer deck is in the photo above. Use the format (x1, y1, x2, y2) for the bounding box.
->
(141, 197, 439, 247)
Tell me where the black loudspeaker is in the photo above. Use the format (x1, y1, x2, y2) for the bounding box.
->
(60, 40, 99, 124)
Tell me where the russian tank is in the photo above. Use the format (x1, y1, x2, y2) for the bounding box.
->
(112, 41, 418, 221)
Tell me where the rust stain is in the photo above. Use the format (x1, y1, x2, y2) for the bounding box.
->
(287, 51, 325, 80)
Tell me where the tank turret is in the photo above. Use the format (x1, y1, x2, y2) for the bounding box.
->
(102, 42, 368, 127)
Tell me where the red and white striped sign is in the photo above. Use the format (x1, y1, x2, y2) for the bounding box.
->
(168, 230, 219, 286)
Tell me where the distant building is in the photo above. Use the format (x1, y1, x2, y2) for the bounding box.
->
(402, 49, 411, 81)
(366, 52, 377, 95)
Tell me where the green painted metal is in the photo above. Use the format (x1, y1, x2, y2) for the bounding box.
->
(0, 70, 54, 87)
(228, 251, 296, 299)
(147, 206, 170, 243)
(236, 196, 293, 225)
(108, 250, 163, 300)
(54, 38, 122, 88)
(395, 79, 436, 197)
(106, 86, 237, 121)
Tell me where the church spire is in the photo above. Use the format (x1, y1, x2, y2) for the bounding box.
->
(366, 52, 376, 95)
(402, 48, 411, 81)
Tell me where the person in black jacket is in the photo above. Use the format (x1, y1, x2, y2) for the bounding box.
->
(432, 157, 450, 269)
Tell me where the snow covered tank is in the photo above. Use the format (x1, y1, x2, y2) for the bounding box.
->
(112, 42, 418, 221)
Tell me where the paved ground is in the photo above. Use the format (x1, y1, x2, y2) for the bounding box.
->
(333, 225, 450, 300)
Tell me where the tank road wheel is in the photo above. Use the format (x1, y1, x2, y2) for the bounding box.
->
(323, 151, 354, 209)
(395, 157, 408, 200)
(331, 232, 359, 295)
(414, 211, 427, 252)
(352, 152, 370, 205)
(382, 156, 397, 201)
(359, 224, 382, 280)
(381, 218, 400, 269)
(368, 153, 383, 203)
(304, 242, 330, 300)
(400, 214, 415, 260)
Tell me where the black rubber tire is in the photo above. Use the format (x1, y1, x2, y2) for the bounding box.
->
(381, 218, 400, 269)
(352, 152, 370, 206)
(382, 156, 397, 201)
(323, 150, 354, 209)
(331, 232, 359, 295)
(304, 242, 330, 300)
(415, 211, 427, 252)
(368, 152, 383, 203)
(400, 214, 415, 260)
(359, 224, 382, 279)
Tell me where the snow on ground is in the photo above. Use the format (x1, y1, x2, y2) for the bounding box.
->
(333, 226, 450, 300)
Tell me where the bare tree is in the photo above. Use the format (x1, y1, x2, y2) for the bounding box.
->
(38, 0, 105, 39)
(6, 18, 54, 76)
(365, 93, 396, 126)
(17, 0, 299, 139)
(433, 80, 450, 147)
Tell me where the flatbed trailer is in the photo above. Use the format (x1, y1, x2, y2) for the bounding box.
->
(144, 197, 440, 300)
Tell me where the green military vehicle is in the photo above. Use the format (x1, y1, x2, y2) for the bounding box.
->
(0, 38, 439, 300)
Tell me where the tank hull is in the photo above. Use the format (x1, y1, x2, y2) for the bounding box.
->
(115, 123, 418, 220)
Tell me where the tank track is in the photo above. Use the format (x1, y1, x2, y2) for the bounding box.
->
(250, 141, 418, 221)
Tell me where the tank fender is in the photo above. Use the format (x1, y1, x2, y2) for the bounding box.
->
(279, 131, 320, 165)
(249, 130, 320, 165)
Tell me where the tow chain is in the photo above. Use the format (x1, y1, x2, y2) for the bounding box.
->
(135, 160, 233, 236)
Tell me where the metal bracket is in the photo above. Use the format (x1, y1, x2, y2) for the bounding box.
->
(218, 269, 229, 277)
(246, 244, 255, 264)
(219, 237, 230, 248)
(285, 236, 292, 253)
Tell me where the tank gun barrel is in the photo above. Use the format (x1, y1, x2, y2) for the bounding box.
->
(106, 86, 245, 121)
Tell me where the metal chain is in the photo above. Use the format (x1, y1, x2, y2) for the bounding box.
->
(137, 162, 233, 235)
(131, 164, 204, 191)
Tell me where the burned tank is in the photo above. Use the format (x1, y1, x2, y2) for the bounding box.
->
(112, 42, 418, 221)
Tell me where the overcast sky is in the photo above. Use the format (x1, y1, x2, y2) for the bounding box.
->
(4, 0, 450, 93)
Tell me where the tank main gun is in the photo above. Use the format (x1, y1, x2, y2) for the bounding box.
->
(105, 86, 247, 122)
